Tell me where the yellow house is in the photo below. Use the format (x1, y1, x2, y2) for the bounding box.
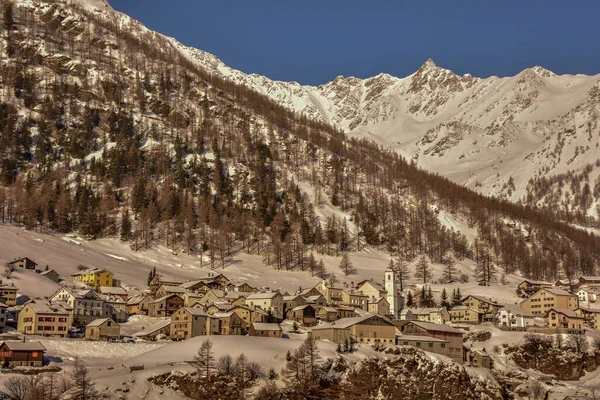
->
(449, 306, 482, 324)
(18, 302, 72, 338)
(520, 288, 579, 316)
(0, 284, 18, 306)
(71, 268, 114, 288)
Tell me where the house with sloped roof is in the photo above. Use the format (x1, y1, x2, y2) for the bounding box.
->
(17, 302, 71, 337)
(246, 292, 283, 319)
(287, 304, 317, 326)
(521, 287, 579, 315)
(98, 286, 128, 301)
(148, 294, 184, 317)
(85, 318, 120, 341)
(546, 308, 585, 330)
(213, 311, 247, 335)
(398, 321, 464, 362)
(8, 257, 38, 270)
(311, 314, 398, 345)
(249, 322, 282, 338)
(170, 307, 219, 340)
(461, 295, 504, 322)
(126, 294, 153, 315)
(40, 269, 60, 283)
(497, 305, 535, 329)
(0, 341, 45, 367)
(49, 287, 105, 326)
(397, 333, 450, 358)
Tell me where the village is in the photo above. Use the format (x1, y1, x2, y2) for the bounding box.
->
(0, 254, 598, 382)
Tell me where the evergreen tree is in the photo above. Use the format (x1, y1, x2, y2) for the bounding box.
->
(147, 266, 157, 286)
(440, 288, 450, 309)
(339, 252, 354, 276)
(426, 286, 436, 307)
(194, 339, 215, 378)
(452, 288, 463, 306)
(418, 286, 427, 307)
(406, 291, 414, 307)
(120, 209, 132, 242)
(414, 255, 432, 283)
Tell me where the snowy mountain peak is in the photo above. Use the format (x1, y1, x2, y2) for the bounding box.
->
(423, 58, 437, 68)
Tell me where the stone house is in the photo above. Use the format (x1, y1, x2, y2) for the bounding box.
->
(85, 318, 120, 341)
(170, 307, 219, 340)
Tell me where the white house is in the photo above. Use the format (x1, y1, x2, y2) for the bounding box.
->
(497, 305, 535, 329)
(576, 287, 599, 305)
(245, 292, 284, 320)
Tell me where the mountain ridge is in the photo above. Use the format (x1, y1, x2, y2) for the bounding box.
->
(172, 36, 600, 223)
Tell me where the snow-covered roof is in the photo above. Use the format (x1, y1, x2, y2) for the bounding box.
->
(26, 302, 70, 315)
(132, 319, 171, 337)
(251, 323, 281, 331)
(99, 286, 127, 295)
(450, 306, 482, 313)
(577, 306, 600, 314)
(179, 280, 205, 289)
(500, 305, 534, 317)
(519, 279, 552, 286)
(541, 287, 576, 297)
(127, 294, 150, 305)
(159, 286, 187, 294)
(86, 318, 117, 327)
(247, 292, 281, 300)
(357, 280, 385, 292)
(397, 334, 448, 343)
(151, 294, 183, 303)
(182, 307, 212, 317)
(404, 321, 464, 334)
(1, 342, 46, 352)
(546, 308, 582, 318)
(461, 295, 504, 306)
(41, 269, 58, 276)
(313, 314, 393, 330)
(212, 312, 234, 318)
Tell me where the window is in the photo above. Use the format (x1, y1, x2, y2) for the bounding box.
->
(428, 343, 433, 348)
(441, 344, 446, 348)
(416, 342, 421, 347)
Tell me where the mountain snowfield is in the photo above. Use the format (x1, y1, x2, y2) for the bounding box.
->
(177, 49, 600, 216)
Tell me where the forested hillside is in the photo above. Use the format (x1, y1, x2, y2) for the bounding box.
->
(0, 0, 599, 282)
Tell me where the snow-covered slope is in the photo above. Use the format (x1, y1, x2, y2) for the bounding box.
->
(174, 44, 600, 219)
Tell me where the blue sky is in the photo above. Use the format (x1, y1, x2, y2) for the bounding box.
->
(110, 1, 599, 85)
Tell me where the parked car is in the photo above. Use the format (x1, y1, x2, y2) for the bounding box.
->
(120, 336, 135, 343)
